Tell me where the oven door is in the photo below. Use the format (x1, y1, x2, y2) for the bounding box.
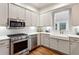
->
(11, 39, 29, 55)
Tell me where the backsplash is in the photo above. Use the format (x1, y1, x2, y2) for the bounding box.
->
(72, 26, 79, 35)
(37, 26, 53, 32)
(0, 26, 37, 36)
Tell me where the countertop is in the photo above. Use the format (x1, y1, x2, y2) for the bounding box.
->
(28, 32, 79, 38)
(0, 36, 10, 41)
(0, 32, 79, 41)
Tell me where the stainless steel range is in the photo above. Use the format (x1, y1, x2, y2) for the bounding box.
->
(8, 33, 29, 55)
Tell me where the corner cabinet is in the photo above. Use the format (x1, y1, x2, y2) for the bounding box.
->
(0, 3, 8, 26)
(9, 3, 26, 20)
(41, 34, 50, 47)
(40, 12, 53, 26)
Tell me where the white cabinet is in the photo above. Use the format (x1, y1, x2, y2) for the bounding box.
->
(40, 12, 53, 26)
(71, 4, 79, 26)
(0, 40, 9, 55)
(40, 34, 44, 45)
(9, 3, 25, 19)
(31, 12, 39, 26)
(70, 37, 79, 55)
(25, 10, 32, 26)
(25, 10, 39, 26)
(58, 39, 70, 54)
(0, 3, 8, 26)
(41, 34, 50, 47)
(50, 36, 70, 54)
(50, 37, 58, 50)
(37, 34, 41, 45)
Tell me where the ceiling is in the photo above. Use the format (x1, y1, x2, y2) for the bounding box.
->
(23, 3, 57, 10)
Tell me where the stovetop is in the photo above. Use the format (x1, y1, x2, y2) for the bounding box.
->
(7, 33, 28, 37)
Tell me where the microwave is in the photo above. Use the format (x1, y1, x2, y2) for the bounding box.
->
(7, 18, 25, 28)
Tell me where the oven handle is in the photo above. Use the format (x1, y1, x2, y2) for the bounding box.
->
(12, 38, 28, 44)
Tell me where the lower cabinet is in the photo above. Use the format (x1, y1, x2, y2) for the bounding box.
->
(0, 40, 9, 55)
(70, 42, 79, 55)
(58, 39, 70, 54)
(50, 37, 58, 50)
(50, 36, 70, 54)
(41, 34, 50, 47)
(70, 37, 79, 55)
(37, 34, 41, 45)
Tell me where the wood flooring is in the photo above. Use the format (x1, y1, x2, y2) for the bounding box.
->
(29, 46, 60, 55)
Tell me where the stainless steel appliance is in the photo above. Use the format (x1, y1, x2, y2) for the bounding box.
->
(8, 33, 29, 55)
(7, 18, 25, 28)
(29, 35, 37, 50)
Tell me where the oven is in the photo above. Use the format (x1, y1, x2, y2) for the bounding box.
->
(8, 34, 29, 55)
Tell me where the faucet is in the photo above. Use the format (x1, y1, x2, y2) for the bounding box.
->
(60, 30, 64, 34)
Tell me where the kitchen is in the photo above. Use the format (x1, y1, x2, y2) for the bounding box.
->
(0, 3, 79, 55)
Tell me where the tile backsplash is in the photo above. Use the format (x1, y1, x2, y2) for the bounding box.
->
(0, 26, 37, 36)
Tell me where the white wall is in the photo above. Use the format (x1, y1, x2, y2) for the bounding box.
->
(0, 26, 37, 36)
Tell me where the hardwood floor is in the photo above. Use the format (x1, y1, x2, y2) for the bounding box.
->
(29, 47, 60, 55)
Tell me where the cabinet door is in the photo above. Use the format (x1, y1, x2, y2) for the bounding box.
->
(25, 10, 32, 26)
(0, 3, 8, 26)
(0, 45, 9, 55)
(58, 40, 70, 54)
(70, 42, 79, 55)
(50, 38, 58, 50)
(37, 34, 41, 45)
(71, 4, 79, 26)
(40, 34, 45, 45)
(40, 12, 52, 26)
(17, 6, 26, 20)
(41, 34, 50, 47)
(44, 34, 50, 47)
(0, 40, 9, 55)
(31, 12, 39, 26)
(9, 4, 19, 19)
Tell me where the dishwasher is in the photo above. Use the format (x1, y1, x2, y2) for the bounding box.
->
(29, 35, 37, 50)
(0, 40, 9, 55)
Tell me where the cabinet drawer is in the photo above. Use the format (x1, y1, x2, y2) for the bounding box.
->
(0, 40, 9, 47)
(70, 37, 79, 42)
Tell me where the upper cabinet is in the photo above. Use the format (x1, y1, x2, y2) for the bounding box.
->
(40, 12, 53, 26)
(25, 10, 39, 26)
(71, 4, 79, 26)
(25, 10, 32, 26)
(9, 4, 26, 20)
(31, 12, 39, 26)
(0, 3, 8, 26)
